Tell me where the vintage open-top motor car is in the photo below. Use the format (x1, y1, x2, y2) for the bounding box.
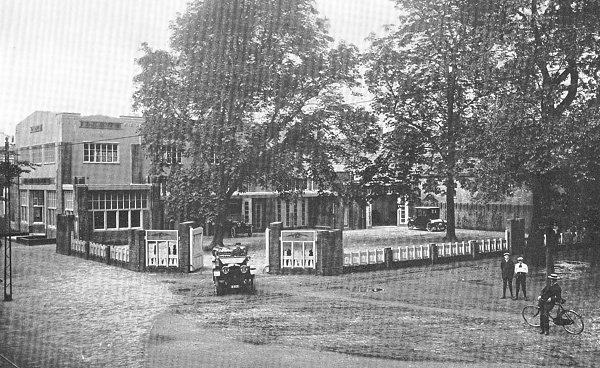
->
(224, 214, 253, 238)
(407, 206, 447, 232)
(212, 244, 256, 295)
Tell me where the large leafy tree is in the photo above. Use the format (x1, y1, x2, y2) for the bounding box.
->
(363, 0, 506, 241)
(468, 0, 600, 257)
(133, 0, 365, 246)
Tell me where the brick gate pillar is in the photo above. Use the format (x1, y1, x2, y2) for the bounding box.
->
(129, 229, 146, 272)
(56, 214, 74, 255)
(178, 221, 195, 273)
(268, 222, 282, 274)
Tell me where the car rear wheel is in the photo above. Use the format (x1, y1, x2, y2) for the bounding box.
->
(230, 227, 236, 238)
(215, 282, 225, 296)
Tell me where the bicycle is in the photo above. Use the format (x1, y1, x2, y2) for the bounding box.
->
(522, 301, 584, 335)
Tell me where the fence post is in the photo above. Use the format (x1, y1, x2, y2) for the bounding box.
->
(384, 247, 393, 269)
(470, 240, 477, 260)
(84, 241, 90, 260)
(430, 243, 438, 265)
(105, 245, 111, 265)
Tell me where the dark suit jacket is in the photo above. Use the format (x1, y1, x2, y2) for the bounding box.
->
(501, 259, 515, 279)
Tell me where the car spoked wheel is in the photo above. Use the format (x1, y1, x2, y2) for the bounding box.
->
(230, 227, 236, 238)
(214, 283, 225, 296)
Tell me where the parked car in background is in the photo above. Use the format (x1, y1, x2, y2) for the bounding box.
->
(212, 244, 256, 295)
(407, 206, 447, 232)
(224, 214, 253, 238)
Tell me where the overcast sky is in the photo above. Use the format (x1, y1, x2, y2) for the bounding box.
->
(0, 0, 399, 136)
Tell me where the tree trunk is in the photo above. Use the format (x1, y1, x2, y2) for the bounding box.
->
(210, 201, 228, 248)
(334, 196, 346, 230)
(527, 174, 553, 267)
(444, 173, 458, 242)
(444, 64, 458, 243)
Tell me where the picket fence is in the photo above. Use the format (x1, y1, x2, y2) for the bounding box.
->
(70, 237, 130, 264)
(343, 237, 508, 268)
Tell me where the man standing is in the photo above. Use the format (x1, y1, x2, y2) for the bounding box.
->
(500, 252, 514, 299)
(538, 273, 563, 335)
(514, 256, 528, 300)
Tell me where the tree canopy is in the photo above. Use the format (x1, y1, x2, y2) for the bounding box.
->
(466, 0, 600, 244)
(133, 0, 373, 245)
(363, 0, 508, 240)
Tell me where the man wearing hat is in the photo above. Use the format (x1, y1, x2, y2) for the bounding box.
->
(500, 252, 514, 299)
(537, 274, 563, 335)
(514, 256, 528, 300)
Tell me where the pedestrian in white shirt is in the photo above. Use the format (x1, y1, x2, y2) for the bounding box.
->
(514, 256, 528, 300)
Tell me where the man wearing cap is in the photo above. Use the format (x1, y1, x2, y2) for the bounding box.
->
(537, 274, 562, 335)
(500, 252, 514, 299)
(514, 256, 528, 300)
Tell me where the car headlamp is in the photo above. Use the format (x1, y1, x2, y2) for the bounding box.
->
(222, 266, 229, 275)
(240, 265, 249, 273)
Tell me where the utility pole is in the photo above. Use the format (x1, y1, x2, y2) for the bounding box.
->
(3, 136, 12, 301)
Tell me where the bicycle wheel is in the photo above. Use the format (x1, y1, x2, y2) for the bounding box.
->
(560, 310, 584, 335)
(522, 305, 541, 327)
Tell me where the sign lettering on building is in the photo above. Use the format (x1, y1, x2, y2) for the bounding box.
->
(30, 125, 43, 133)
(79, 121, 122, 130)
(22, 178, 54, 185)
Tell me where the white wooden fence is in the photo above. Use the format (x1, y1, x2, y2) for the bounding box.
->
(89, 242, 107, 258)
(70, 237, 86, 254)
(343, 238, 508, 268)
(110, 245, 130, 263)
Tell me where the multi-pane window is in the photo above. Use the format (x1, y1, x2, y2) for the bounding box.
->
(19, 147, 30, 162)
(47, 191, 57, 227)
(89, 191, 147, 230)
(244, 201, 250, 224)
(276, 198, 308, 228)
(20, 190, 28, 223)
(63, 190, 74, 215)
(43, 144, 55, 164)
(162, 146, 182, 164)
(32, 190, 44, 223)
(83, 143, 118, 163)
(30, 146, 43, 164)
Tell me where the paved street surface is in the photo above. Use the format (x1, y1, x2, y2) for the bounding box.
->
(1, 235, 600, 367)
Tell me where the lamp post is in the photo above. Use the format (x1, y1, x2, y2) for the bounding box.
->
(3, 136, 12, 301)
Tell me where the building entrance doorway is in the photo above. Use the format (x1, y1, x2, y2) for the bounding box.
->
(371, 196, 397, 226)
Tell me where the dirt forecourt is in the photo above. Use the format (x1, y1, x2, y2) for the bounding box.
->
(146, 229, 600, 368)
(1, 228, 598, 367)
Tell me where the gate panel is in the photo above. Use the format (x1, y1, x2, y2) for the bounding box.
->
(146, 230, 179, 268)
(189, 227, 203, 271)
(281, 230, 316, 269)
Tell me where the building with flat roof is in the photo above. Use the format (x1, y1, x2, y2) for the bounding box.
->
(13, 111, 159, 243)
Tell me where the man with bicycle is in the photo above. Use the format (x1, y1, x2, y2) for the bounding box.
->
(537, 273, 563, 335)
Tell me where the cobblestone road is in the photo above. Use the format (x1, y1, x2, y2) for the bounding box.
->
(0, 243, 180, 368)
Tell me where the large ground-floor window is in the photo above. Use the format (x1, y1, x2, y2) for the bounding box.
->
(89, 191, 147, 230)
(46, 190, 57, 228)
(20, 190, 28, 223)
(275, 198, 308, 228)
(32, 190, 44, 223)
